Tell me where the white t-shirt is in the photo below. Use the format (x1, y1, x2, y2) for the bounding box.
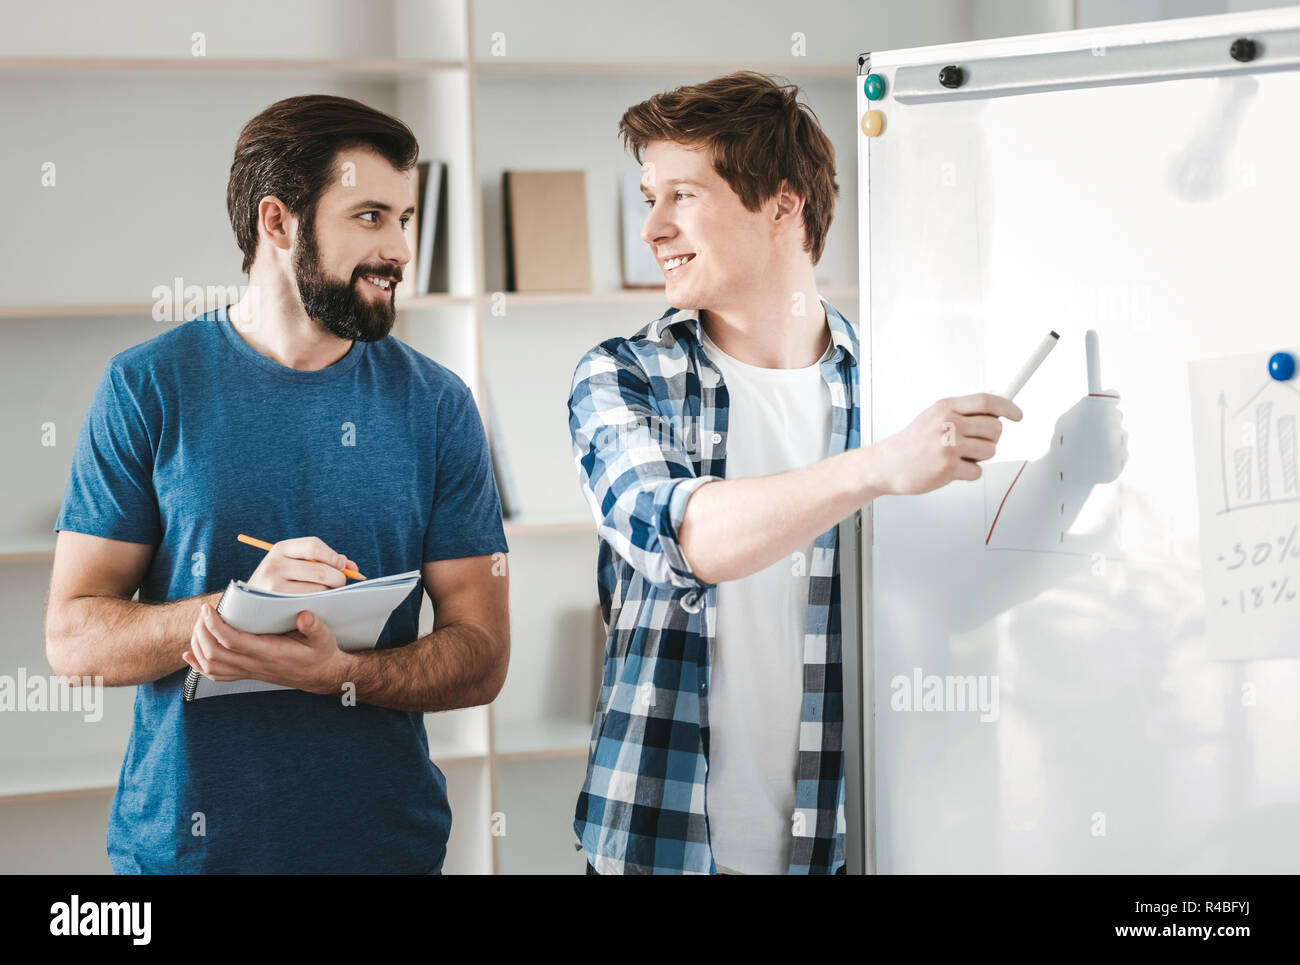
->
(698, 326, 833, 874)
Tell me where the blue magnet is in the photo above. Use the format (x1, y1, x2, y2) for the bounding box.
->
(864, 73, 886, 100)
(1269, 351, 1295, 381)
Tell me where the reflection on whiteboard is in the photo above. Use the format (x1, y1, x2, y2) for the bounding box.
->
(983, 337, 1127, 555)
(1189, 348, 1300, 660)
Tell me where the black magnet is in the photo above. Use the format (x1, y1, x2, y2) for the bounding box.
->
(939, 65, 964, 89)
(1230, 38, 1258, 63)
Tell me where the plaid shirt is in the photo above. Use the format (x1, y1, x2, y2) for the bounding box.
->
(567, 298, 860, 874)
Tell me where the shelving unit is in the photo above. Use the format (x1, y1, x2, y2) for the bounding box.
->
(0, 0, 1021, 874)
(0, 0, 502, 875)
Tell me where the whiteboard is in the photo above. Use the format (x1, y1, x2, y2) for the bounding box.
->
(851, 6, 1300, 873)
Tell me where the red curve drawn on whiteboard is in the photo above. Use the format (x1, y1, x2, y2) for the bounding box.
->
(985, 459, 1030, 546)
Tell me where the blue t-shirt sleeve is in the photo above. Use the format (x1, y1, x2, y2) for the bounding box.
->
(423, 384, 508, 562)
(55, 358, 162, 546)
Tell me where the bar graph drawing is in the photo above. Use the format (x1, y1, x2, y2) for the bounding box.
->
(1190, 349, 1300, 660)
(1217, 376, 1300, 513)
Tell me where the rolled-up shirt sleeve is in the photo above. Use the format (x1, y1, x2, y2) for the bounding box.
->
(568, 343, 719, 591)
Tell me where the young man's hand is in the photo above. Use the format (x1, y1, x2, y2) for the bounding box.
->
(247, 536, 359, 593)
(182, 603, 352, 696)
(871, 393, 1023, 495)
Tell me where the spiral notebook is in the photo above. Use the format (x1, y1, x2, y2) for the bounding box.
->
(182, 570, 422, 701)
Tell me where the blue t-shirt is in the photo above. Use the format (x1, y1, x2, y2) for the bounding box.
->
(55, 305, 508, 874)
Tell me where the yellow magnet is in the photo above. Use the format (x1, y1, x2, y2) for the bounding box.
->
(860, 109, 884, 137)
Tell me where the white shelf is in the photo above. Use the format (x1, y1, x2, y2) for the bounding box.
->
(473, 59, 862, 77)
(400, 294, 476, 309)
(485, 285, 857, 306)
(0, 782, 118, 802)
(0, 57, 468, 75)
(0, 543, 55, 563)
(486, 288, 668, 307)
(0, 57, 866, 78)
(493, 718, 592, 760)
(0, 756, 121, 801)
(0, 301, 215, 320)
(428, 742, 490, 763)
(0, 293, 472, 321)
(503, 516, 595, 537)
(0, 287, 853, 321)
(0, 747, 488, 802)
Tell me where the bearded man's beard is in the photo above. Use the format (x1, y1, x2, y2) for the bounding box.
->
(293, 211, 399, 343)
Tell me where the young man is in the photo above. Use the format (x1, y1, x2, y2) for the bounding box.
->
(45, 95, 510, 874)
(568, 72, 1021, 874)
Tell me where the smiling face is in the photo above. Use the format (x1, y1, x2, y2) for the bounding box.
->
(639, 140, 777, 312)
(291, 146, 416, 342)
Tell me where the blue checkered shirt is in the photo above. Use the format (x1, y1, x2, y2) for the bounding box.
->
(567, 298, 860, 874)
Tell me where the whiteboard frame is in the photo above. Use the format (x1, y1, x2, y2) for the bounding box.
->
(846, 3, 1300, 875)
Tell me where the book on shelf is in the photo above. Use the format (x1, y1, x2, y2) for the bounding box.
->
(503, 170, 592, 292)
(396, 159, 448, 300)
(620, 168, 664, 288)
(394, 168, 421, 302)
(419, 160, 448, 295)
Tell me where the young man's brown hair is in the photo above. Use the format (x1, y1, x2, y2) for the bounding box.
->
(617, 70, 840, 264)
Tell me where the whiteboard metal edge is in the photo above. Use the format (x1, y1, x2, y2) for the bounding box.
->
(843, 52, 875, 876)
(840, 507, 870, 875)
(893, 26, 1300, 104)
(868, 4, 1300, 71)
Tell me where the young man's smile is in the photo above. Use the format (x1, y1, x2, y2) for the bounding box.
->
(661, 252, 696, 273)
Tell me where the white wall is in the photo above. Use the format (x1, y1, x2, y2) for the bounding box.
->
(471, 0, 973, 64)
(0, 0, 462, 59)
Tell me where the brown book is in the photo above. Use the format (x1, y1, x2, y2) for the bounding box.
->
(503, 170, 592, 292)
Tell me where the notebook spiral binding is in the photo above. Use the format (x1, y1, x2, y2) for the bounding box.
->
(181, 585, 233, 703)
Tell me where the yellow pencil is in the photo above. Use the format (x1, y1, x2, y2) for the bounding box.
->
(236, 533, 366, 580)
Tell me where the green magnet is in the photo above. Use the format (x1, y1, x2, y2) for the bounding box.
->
(864, 73, 885, 100)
